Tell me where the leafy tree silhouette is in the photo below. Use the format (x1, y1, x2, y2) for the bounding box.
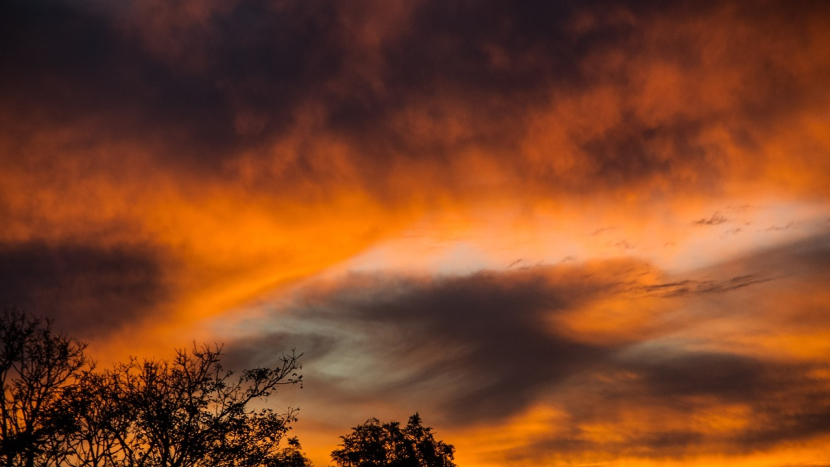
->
(331, 413, 455, 467)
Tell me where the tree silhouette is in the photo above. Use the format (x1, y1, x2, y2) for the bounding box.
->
(331, 414, 455, 467)
(50, 369, 123, 467)
(101, 344, 304, 467)
(268, 437, 312, 467)
(1, 308, 310, 467)
(0, 307, 90, 467)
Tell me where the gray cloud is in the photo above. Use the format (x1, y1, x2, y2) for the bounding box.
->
(223, 231, 830, 460)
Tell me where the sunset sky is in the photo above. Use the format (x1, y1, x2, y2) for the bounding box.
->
(3, 0, 830, 465)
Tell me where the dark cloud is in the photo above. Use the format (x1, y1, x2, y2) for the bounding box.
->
(622, 351, 795, 401)
(319, 0, 830, 194)
(512, 354, 830, 460)
(0, 0, 343, 172)
(0, 241, 170, 339)
(2, 0, 829, 199)
(311, 270, 622, 424)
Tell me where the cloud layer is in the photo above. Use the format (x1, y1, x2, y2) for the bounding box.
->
(226, 233, 830, 464)
(3, 1, 830, 465)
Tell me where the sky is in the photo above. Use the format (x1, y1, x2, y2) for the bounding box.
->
(2, 0, 830, 465)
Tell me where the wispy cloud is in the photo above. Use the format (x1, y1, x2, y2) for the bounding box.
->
(693, 214, 729, 226)
(221, 232, 830, 464)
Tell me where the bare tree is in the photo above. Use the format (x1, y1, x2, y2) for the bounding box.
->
(48, 370, 125, 467)
(104, 344, 304, 467)
(0, 307, 90, 467)
(2, 309, 310, 467)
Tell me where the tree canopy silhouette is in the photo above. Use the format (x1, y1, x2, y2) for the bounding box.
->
(80, 344, 306, 467)
(0, 307, 310, 467)
(331, 413, 456, 467)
